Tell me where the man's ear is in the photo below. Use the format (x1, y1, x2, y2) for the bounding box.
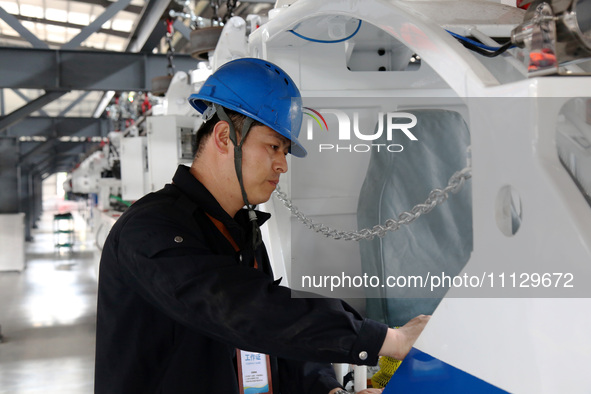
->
(212, 121, 231, 153)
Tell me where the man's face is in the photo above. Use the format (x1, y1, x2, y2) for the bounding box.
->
(239, 125, 290, 205)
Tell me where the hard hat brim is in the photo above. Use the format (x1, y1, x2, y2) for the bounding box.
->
(189, 96, 308, 158)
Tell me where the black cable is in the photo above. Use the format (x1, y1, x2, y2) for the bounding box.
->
(456, 39, 513, 57)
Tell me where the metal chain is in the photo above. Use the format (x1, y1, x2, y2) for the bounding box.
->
(223, 0, 238, 23)
(273, 165, 472, 241)
(165, 19, 175, 76)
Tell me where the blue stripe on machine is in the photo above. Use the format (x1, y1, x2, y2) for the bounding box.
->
(384, 348, 508, 393)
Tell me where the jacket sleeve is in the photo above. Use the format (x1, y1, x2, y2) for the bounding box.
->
(115, 205, 388, 367)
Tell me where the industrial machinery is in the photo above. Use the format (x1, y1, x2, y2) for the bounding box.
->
(69, 0, 591, 390)
(67, 72, 205, 276)
(240, 0, 591, 392)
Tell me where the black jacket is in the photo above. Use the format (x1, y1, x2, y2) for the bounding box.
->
(95, 165, 387, 393)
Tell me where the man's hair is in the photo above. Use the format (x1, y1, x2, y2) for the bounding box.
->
(192, 108, 263, 158)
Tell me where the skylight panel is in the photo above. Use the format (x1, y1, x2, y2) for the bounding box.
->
(20, 20, 35, 30)
(46, 8, 67, 23)
(45, 24, 64, 33)
(111, 19, 133, 32)
(0, 1, 19, 14)
(68, 1, 93, 16)
(68, 11, 90, 26)
(86, 32, 108, 49)
(19, 4, 43, 19)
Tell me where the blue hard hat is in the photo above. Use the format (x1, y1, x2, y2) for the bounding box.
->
(188, 58, 307, 157)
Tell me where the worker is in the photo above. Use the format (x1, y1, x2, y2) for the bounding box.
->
(94, 58, 429, 394)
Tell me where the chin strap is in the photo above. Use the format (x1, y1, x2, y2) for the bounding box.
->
(214, 104, 263, 251)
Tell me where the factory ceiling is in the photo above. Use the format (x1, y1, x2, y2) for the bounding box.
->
(0, 0, 274, 176)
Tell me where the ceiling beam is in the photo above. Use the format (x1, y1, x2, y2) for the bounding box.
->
(20, 140, 90, 167)
(61, 0, 134, 50)
(70, 0, 143, 14)
(11, 89, 49, 117)
(0, 91, 68, 134)
(13, 116, 108, 176)
(91, 0, 172, 118)
(0, 47, 197, 92)
(13, 14, 130, 39)
(40, 163, 56, 180)
(19, 139, 57, 165)
(53, 141, 89, 162)
(126, 0, 171, 53)
(0, 33, 64, 48)
(6, 116, 110, 138)
(0, 6, 49, 48)
(138, 20, 167, 53)
(28, 155, 54, 180)
(58, 91, 92, 117)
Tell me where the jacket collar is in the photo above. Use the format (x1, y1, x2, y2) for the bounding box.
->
(171, 165, 271, 229)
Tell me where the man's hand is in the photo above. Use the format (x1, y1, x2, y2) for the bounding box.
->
(378, 314, 431, 360)
(328, 315, 430, 394)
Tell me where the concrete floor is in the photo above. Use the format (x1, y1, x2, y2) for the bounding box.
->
(0, 203, 99, 394)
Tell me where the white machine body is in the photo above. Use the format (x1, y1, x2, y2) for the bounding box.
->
(245, 0, 591, 392)
(80, 1, 591, 391)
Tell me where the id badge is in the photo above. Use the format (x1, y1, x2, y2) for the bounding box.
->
(237, 349, 273, 394)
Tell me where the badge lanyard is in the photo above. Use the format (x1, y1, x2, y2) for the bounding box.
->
(206, 213, 273, 394)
